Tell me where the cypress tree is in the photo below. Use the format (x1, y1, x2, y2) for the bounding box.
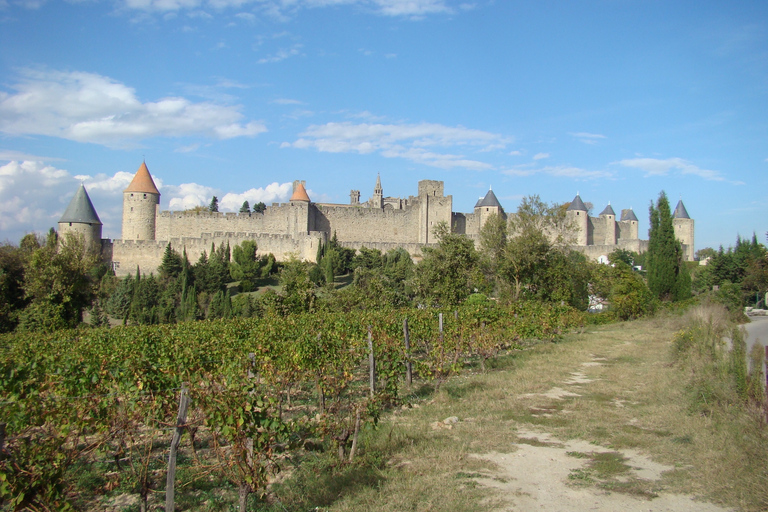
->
(646, 191, 685, 301)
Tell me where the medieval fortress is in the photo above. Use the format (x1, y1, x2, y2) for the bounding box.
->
(58, 163, 695, 277)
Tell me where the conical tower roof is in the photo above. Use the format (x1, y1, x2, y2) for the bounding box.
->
(290, 181, 310, 202)
(673, 200, 690, 219)
(620, 208, 638, 222)
(599, 204, 616, 216)
(124, 162, 160, 195)
(567, 194, 588, 212)
(476, 188, 502, 208)
(59, 184, 102, 225)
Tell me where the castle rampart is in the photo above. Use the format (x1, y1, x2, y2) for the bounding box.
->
(101, 163, 695, 276)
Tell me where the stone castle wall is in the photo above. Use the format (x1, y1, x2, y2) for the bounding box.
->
(155, 202, 306, 240)
(104, 174, 694, 275)
(311, 203, 421, 244)
(110, 231, 323, 277)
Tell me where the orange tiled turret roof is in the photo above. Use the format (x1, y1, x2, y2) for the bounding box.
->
(290, 181, 310, 202)
(124, 162, 160, 195)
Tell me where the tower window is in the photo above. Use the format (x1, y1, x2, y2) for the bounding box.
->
(143, 194, 147, 198)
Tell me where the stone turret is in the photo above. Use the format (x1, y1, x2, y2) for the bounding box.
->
(619, 208, 639, 240)
(566, 194, 589, 246)
(122, 162, 160, 241)
(58, 183, 102, 252)
(599, 203, 616, 245)
(673, 199, 695, 261)
(474, 187, 504, 227)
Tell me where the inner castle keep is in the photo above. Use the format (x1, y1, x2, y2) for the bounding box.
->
(60, 162, 695, 277)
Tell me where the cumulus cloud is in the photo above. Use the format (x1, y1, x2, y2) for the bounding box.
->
(0, 69, 266, 148)
(532, 152, 549, 160)
(219, 182, 293, 210)
(616, 157, 739, 183)
(284, 121, 509, 171)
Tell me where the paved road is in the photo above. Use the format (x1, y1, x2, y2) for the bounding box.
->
(744, 315, 768, 363)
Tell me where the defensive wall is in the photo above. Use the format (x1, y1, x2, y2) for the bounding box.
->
(98, 164, 694, 277)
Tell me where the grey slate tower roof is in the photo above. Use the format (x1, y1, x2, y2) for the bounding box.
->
(620, 209, 638, 222)
(673, 200, 690, 219)
(476, 188, 502, 208)
(567, 194, 588, 212)
(599, 204, 616, 216)
(59, 184, 102, 225)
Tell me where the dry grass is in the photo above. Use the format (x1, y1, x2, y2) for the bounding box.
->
(263, 307, 768, 511)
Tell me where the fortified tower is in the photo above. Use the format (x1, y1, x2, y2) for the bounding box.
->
(598, 204, 616, 246)
(58, 183, 102, 253)
(474, 187, 504, 227)
(673, 199, 695, 261)
(566, 194, 589, 246)
(619, 208, 639, 240)
(122, 162, 160, 240)
(289, 180, 311, 237)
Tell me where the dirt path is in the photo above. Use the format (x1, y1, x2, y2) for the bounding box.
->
(457, 331, 736, 511)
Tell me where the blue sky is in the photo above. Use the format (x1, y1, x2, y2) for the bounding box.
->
(0, 0, 766, 253)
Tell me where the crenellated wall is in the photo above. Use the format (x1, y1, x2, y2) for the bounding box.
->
(110, 231, 323, 276)
(105, 171, 694, 272)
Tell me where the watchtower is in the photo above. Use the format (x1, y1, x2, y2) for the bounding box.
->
(122, 162, 160, 241)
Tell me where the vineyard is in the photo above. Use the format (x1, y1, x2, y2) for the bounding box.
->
(0, 301, 585, 511)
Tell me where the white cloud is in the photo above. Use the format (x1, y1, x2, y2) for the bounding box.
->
(509, 150, 522, 156)
(272, 98, 304, 105)
(502, 165, 612, 180)
(284, 121, 509, 171)
(117, 0, 453, 18)
(532, 152, 549, 160)
(0, 68, 266, 148)
(569, 132, 606, 145)
(257, 44, 303, 63)
(219, 182, 293, 210)
(616, 157, 737, 182)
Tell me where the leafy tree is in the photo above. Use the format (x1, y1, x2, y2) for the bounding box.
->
(412, 222, 479, 306)
(239, 200, 250, 213)
(209, 195, 219, 212)
(608, 248, 634, 267)
(646, 191, 688, 301)
(279, 258, 317, 313)
(0, 241, 32, 332)
(253, 201, 267, 214)
(18, 232, 98, 331)
(352, 247, 384, 271)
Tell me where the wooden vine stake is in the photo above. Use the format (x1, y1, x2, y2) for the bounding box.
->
(403, 318, 412, 386)
(166, 383, 190, 512)
(348, 407, 362, 462)
(368, 326, 376, 397)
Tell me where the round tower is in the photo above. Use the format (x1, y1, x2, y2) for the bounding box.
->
(566, 194, 589, 246)
(599, 203, 616, 246)
(58, 183, 102, 253)
(122, 162, 160, 240)
(672, 199, 695, 261)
